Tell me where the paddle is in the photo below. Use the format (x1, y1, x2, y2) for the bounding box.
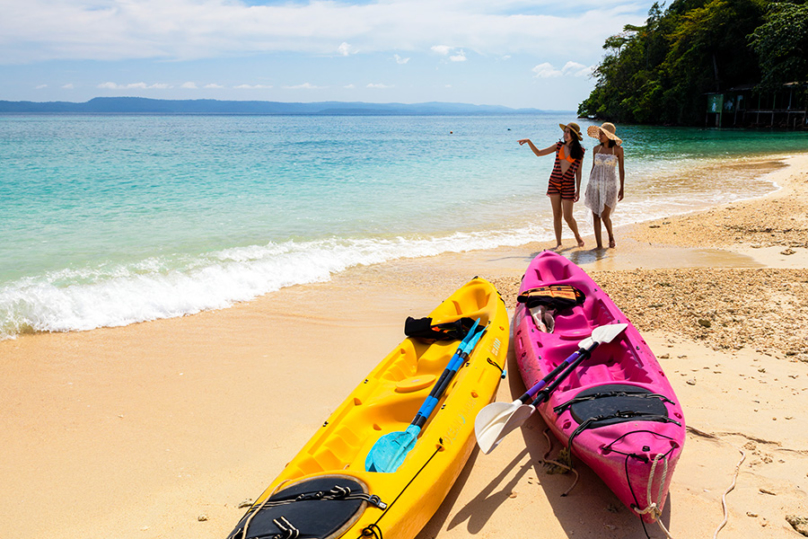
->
(474, 323, 628, 454)
(365, 319, 486, 473)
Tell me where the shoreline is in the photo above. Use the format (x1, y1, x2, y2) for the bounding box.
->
(2, 153, 807, 539)
(0, 151, 795, 342)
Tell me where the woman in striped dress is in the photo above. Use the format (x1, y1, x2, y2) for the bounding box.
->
(518, 123, 586, 249)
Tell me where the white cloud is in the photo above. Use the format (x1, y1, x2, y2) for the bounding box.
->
(532, 63, 562, 78)
(204, 83, 224, 89)
(0, 1, 647, 68)
(181, 81, 198, 89)
(97, 82, 171, 89)
(35, 84, 47, 89)
(338, 42, 354, 56)
(449, 50, 466, 62)
(344, 84, 356, 89)
(394, 54, 409, 64)
(367, 83, 393, 89)
(61, 83, 74, 89)
(233, 84, 272, 89)
(533, 61, 595, 78)
(283, 83, 326, 89)
(562, 61, 595, 77)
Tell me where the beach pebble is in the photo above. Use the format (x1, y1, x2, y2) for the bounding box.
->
(786, 515, 808, 536)
(238, 499, 253, 509)
(759, 487, 777, 496)
(747, 512, 758, 517)
(659, 353, 670, 359)
(509, 491, 518, 498)
(686, 379, 696, 385)
(198, 514, 208, 522)
(698, 319, 712, 328)
(781, 248, 796, 255)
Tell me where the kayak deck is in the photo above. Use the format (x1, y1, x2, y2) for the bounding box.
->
(229, 277, 510, 539)
(514, 252, 685, 523)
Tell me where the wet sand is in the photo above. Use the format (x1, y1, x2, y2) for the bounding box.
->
(1, 154, 807, 539)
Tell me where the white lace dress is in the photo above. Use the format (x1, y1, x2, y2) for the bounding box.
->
(584, 151, 619, 217)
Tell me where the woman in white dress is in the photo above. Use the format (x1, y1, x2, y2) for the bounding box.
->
(584, 123, 625, 249)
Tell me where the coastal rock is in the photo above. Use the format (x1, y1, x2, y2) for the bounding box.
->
(786, 515, 808, 536)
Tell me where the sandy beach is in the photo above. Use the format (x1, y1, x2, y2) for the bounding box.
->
(2, 153, 807, 539)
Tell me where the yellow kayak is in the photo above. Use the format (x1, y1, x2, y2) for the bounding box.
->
(227, 277, 509, 539)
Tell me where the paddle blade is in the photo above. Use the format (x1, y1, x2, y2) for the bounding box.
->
(588, 323, 628, 346)
(475, 401, 535, 454)
(365, 425, 420, 473)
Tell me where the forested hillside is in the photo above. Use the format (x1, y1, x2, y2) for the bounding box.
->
(578, 0, 808, 125)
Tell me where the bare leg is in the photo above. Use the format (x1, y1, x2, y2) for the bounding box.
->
(562, 199, 585, 248)
(549, 194, 563, 248)
(601, 205, 615, 248)
(592, 212, 603, 249)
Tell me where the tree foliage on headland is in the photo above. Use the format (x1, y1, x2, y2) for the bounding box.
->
(578, 0, 808, 125)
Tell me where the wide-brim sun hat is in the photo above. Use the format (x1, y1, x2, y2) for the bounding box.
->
(587, 122, 622, 145)
(559, 122, 583, 140)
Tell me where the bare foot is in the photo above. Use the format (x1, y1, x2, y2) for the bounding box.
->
(553, 243, 563, 250)
(609, 238, 616, 248)
(577, 237, 585, 248)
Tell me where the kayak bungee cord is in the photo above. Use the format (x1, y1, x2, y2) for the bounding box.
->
(612, 431, 679, 539)
(359, 439, 445, 539)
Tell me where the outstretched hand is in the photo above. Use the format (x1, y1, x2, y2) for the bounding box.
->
(518, 139, 530, 146)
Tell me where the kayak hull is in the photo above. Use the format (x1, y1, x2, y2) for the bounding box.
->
(514, 251, 685, 523)
(229, 277, 510, 539)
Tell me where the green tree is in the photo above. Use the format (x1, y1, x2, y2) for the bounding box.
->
(579, 0, 768, 125)
(750, 1, 808, 89)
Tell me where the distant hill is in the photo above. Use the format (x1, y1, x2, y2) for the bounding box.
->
(0, 97, 560, 115)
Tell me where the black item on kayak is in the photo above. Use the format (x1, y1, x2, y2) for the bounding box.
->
(517, 285, 585, 311)
(404, 316, 476, 342)
(227, 475, 386, 539)
(559, 384, 681, 453)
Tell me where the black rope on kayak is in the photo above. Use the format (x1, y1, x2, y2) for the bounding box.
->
(567, 412, 681, 455)
(240, 486, 387, 512)
(486, 357, 505, 378)
(602, 430, 678, 462)
(617, 430, 678, 539)
(625, 453, 653, 539)
(359, 439, 444, 539)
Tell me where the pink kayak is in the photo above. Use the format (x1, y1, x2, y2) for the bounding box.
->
(513, 251, 685, 523)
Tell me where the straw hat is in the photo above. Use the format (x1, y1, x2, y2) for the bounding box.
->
(559, 122, 583, 141)
(587, 122, 622, 145)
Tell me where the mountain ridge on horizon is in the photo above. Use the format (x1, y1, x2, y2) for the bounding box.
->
(0, 96, 568, 115)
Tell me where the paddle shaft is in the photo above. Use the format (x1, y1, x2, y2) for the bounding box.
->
(412, 326, 484, 428)
(530, 339, 599, 408)
(518, 350, 582, 403)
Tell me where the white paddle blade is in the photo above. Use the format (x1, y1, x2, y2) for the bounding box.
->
(588, 323, 628, 346)
(475, 402, 535, 454)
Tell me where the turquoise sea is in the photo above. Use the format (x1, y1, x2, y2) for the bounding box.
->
(2, 113, 807, 339)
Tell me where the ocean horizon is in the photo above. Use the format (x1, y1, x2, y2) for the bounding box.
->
(2, 113, 807, 339)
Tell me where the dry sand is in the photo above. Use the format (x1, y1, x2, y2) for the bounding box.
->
(1, 154, 807, 539)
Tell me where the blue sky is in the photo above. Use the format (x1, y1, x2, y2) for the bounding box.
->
(0, 0, 655, 110)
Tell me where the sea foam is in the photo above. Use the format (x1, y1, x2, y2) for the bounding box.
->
(0, 228, 548, 339)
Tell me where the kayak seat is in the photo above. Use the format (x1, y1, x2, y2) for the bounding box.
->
(227, 475, 384, 539)
(560, 384, 672, 427)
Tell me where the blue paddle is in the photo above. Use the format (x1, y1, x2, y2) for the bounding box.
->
(365, 318, 485, 473)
